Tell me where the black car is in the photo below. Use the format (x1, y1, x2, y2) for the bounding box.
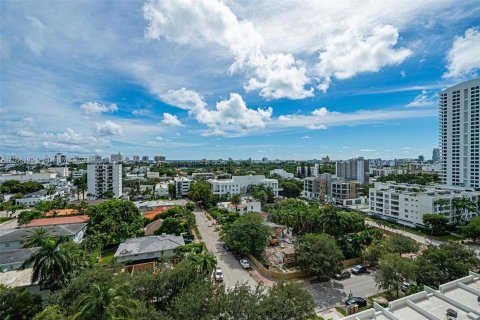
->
(334, 270, 351, 280)
(345, 297, 367, 308)
(223, 243, 230, 251)
(351, 264, 367, 275)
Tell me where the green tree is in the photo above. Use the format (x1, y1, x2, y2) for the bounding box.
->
(188, 181, 213, 208)
(415, 242, 479, 287)
(280, 180, 302, 198)
(33, 305, 67, 320)
(17, 209, 44, 225)
(422, 213, 449, 235)
(362, 239, 387, 266)
(155, 217, 186, 236)
(23, 227, 53, 248)
(296, 233, 344, 278)
(231, 194, 241, 211)
(0, 285, 42, 320)
(168, 183, 176, 199)
(384, 234, 419, 255)
(72, 284, 138, 320)
(167, 280, 217, 320)
(187, 253, 217, 276)
(20, 237, 74, 290)
(374, 253, 416, 298)
(260, 281, 315, 320)
(459, 216, 480, 242)
(452, 197, 477, 222)
(223, 213, 272, 256)
(86, 199, 144, 246)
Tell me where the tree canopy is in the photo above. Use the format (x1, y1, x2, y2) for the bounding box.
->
(459, 216, 480, 242)
(223, 213, 272, 256)
(422, 213, 449, 235)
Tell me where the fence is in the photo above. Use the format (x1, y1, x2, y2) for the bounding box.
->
(248, 255, 364, 280)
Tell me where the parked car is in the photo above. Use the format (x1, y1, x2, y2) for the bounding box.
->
(351, 264, 367, 275)
(334, 270, 351, 280)
(345, 297, 367, 308)
(400, 282, 412, 292)
(214, 268, 223, 282)
(223, 243, 230, 251)
(239, 259, 251, 269)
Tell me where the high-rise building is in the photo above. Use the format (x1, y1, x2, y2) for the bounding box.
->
(142, 156, 149, 162)
(335, 157, 369, 184)
(154, 155, 166, 163)
(440, 79, 480, 187)
(132, 155, 140, 162)
(87, 163, 122, 198)
(110, 152, 123, 163)
(54, 153, 66, 165)
(432, 148, 440, 162)
(418, 155, 425, 162)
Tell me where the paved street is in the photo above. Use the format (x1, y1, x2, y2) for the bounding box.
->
(194, 208, 257, 289)
(304, 272, 378, 309)
(365, 220, 444, 246)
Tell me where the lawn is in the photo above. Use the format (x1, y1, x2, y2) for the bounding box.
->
(98, 248, 116, 264)
(0, 217, 13, 224)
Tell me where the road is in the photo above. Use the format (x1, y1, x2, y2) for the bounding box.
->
(194, 208, 257, 289)
(365, 220, 444, 246)
(304, 272, 378, 309)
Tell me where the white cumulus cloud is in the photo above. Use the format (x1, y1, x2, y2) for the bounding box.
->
(315, 25, 412, 91)
(162, 112, 183, 126)
(143, 0, 312, 100)
(444, 27, 480, 78)
(95, 120, 123, 136)
(80, 101, 118, 116)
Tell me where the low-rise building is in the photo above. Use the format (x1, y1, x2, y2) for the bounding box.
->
(217, 197, 262, 214)
(114, 234, 185, 264)
(209, 175, 279, 197)
(16, 190, 57, 207)
(0, 223, 87, 251)
(341, 272, 480, 320)
(146, 171, 160, 179)
(47, 167, 69, 177)
(191, 172, 215, 180)
(0, 248, 39, 272)
(269, 169, 294, 179)
(371, 168, 406, 177)
(369, 182, 480, 226)
(303, 173, 332, 200)
(331, 179, 362, 202)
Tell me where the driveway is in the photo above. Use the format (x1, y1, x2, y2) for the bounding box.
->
(304, 272, 378, 309)
(194, 208, 257, 289)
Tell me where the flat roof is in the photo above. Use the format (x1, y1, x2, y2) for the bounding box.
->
(341, 272, 480, 320)
(21, 215, 90, 227)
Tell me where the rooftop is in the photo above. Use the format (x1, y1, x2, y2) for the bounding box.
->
(143, 206, 175, 220)
(21, 215, 90, 227)
(0, 223, 87, 243)
(341, 272, 480, 320)
(45, 208, 79, 217)
(0, 247, 39, 266)
(114, 234, 185, 258)
(0, 268, 36, 287)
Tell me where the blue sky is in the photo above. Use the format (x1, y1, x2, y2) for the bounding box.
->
(1, 0, 480, 160)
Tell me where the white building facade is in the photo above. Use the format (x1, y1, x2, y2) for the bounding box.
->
(336, 157, 369, 183)
(269, 169, 294, 179)
(209, 175, 279, 197)
(174, 177, 191, 197)
(87, 163, 122, 198)
(440, 79, 480, 187)
(369, 181, 480, 226)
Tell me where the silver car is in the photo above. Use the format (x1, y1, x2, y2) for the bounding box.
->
(239, 259, 251, 269)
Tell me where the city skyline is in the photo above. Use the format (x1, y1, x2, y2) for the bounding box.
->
(2, 1, 480, 160)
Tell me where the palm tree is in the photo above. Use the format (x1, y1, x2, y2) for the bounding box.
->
(23, 227, 53, 248)
(188, 253, 217, 276)
(20, 237, 73, 290)
(72, 284, 138, 320)
(231, 194, 241, 212)
(46, 186, 57, 198)
(453, 197, 477, 222)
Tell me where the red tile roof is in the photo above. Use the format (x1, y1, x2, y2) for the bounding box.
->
(21, 215, 90, 227)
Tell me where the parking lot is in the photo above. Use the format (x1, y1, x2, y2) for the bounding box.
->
(304, 271, 378, 309)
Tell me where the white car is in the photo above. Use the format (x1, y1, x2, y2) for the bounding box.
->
(214, 268, 223, 282)
(239, 259, 251, 269)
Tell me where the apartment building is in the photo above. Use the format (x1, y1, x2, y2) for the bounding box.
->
(174, 177, 191, 197)
(369, 181, 480, 226)
(296, 163, 319, 177)
(336, 157, 369, 183)
(54, 153, 66, 165)
(87, 163, 122, 198)
(440, 79, 480, 187)
(331, 179, 362, 201)
(432, 147, 440, 162)
(371, 168, 405, 177)
(209, 175, 279, 197)
(303, 173, 332, 200)
(110, 153, 123, 163)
